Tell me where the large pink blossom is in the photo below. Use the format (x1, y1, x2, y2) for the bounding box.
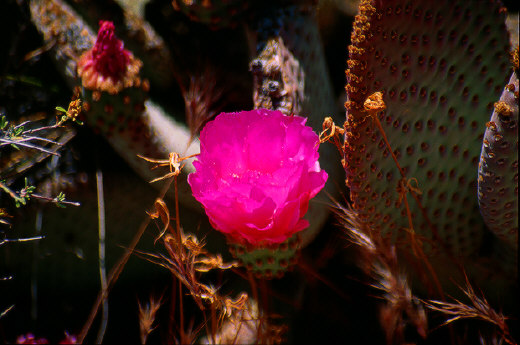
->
(188, 109, 328, 246)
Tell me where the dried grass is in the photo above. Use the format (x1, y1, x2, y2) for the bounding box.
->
(180, 67, 225, 141)
(423, 274, 516, 345)
(138, 294, 163, 344)
(333, 200, 428, 344)
(136, 156, 286, 344)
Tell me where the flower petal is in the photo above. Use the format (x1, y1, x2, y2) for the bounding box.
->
(188, 109, 327, 246)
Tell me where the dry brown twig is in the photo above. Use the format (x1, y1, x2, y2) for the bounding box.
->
(319, 116, 345, 154)
(145, 198, 240, 305)
(138, 151, 286, 344)
(138, 152, 199, 183)
(141, 173, 265, 343)
(361, 92, 448, 301)
(78, 177, 174, 344)
(139, 152, 261, 343)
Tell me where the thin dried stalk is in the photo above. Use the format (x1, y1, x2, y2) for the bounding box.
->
(142, 200, 285, 344)
(139, 152, 285, 344)
(145, 193, 243, 343)
(77, 179, 174, 344)
(95, 170, 108, 344)
(144, 206, 240, 304)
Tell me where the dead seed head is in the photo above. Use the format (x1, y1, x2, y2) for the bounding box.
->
(364, 91, 386, 114)
(423, 275, 515, 344)
(138, 294, 163, 344)
(138, 152, 199, 183)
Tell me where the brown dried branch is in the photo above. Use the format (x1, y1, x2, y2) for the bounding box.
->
(362, 92, 447, 300)
(142, 232, 239, 309)
(139, 151, 285, 344)
(319, 116, 345, 155)
(78, 179, 174, 344)
(138, 152, 199, 184)
(363, 92, 438, 240)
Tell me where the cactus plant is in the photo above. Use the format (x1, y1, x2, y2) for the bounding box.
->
(2, 0, 518, 343)
(235, 3, 342, 277)
(28, 0, 201, 207)
(478, 71, 518, 248)
(343, 0, 514, 292)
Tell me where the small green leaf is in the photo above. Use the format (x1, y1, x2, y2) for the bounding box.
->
(14, 128, 23, 136)
(0, 116, 7, 130)
(55, 106, 67, 113)
(55, 192, 67, 208)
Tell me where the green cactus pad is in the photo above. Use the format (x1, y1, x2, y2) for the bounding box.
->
(254, 5, 336, 126)
(29, 0, 95, 86)
(252, 5, 341, 248)
(478, 71, 518, 248)
(67, 0, 177, 90)
(344, 0, 511, 257)
(81, 83, 148, 137)
(250, 37, 304, 115)
(228, 235, 301, 279)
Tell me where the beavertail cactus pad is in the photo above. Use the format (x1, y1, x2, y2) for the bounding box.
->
(344, 0, 511, 258)
(478, 71, 518, 248)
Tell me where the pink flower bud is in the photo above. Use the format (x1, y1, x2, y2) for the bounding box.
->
(90, 21, 130, 81)
(77, 21, 142, 94)
(188, 109, 328, 246)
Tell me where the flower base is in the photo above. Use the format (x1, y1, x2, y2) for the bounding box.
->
(76, 20, 150, 140)
(228, 235, 301, 279)
(80, 83, 148, 137)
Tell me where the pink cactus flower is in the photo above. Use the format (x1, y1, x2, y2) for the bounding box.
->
(77, 21, 142, 94)
(188, 109, 328, 246)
